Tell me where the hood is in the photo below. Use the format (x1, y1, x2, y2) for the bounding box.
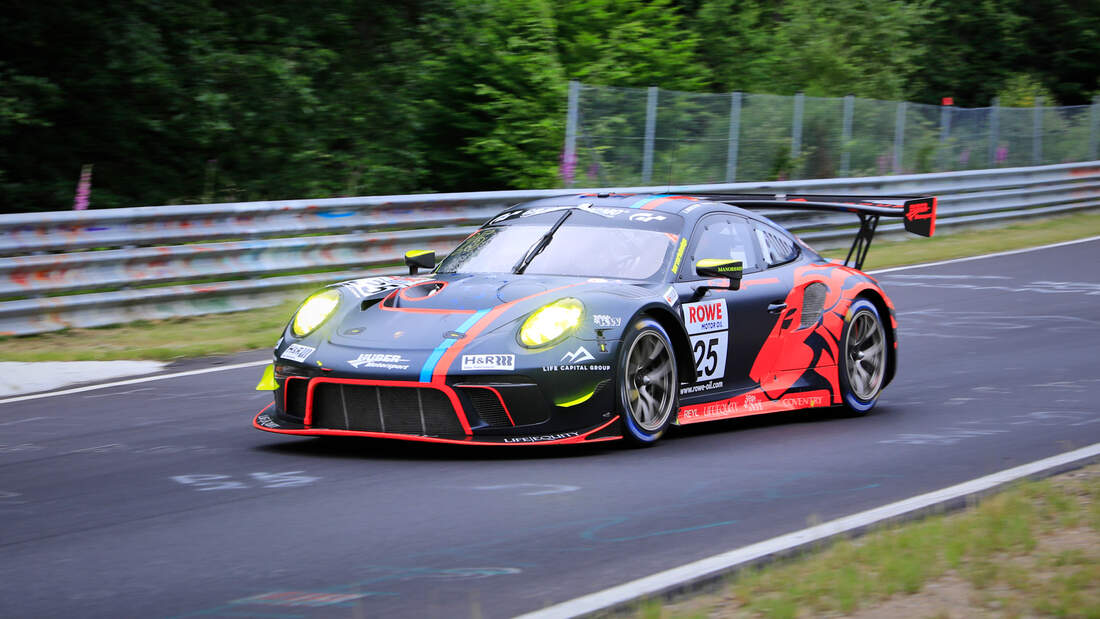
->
(326, 272, 657, 350)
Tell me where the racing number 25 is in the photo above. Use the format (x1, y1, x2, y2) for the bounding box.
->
(693, 337, 720, 379)
(682, 299, 728, 382)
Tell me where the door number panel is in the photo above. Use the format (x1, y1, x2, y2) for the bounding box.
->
(681, 299, 729, 381)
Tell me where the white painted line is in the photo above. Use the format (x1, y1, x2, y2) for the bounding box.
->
(517, 442, 1100, 619)
(0, 359, 270, 405)
(0, 416, 49, 426)
(869, 234, 1100, 274)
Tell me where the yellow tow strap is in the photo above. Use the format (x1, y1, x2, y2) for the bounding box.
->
(255, 364, 277, 391)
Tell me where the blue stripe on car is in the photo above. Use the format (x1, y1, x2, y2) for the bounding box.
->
(629, 195, 668, 209)
(418, 309, 490, 382)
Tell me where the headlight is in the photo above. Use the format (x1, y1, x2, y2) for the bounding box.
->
(519, 297, 584, 348)
(291, 289, 341, 337)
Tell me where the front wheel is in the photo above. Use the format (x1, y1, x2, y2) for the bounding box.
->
(618, 318, 678, 446)
(838, 298, 888, 414)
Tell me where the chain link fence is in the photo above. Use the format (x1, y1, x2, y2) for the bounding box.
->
(562, 82, 1100, 186)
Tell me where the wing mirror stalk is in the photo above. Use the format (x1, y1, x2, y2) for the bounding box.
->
(404, 250, 435, 275)
(691, 259, 743, 298)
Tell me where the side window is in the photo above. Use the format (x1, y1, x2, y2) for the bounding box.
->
(754, 224, 799, 266)
(682, 214, 761, 280)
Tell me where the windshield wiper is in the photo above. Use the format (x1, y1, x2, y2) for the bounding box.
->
(512, 209, 572, 274)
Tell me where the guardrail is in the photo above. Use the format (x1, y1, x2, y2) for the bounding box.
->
(3, 161, 1099, 335)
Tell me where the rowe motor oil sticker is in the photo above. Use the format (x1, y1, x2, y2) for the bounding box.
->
(681, 299, 728, 381)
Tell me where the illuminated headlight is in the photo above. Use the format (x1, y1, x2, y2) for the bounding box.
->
(519, 297, 584, 348)
(291, 289, 341, 337)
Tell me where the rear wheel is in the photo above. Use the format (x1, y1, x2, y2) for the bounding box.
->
(838, 298, 887, 414)
(618, 318, 678, 445)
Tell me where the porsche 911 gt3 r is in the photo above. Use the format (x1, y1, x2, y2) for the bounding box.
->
(254, 192, 936, 446)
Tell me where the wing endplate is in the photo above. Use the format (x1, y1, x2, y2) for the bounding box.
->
(903, 197, 936, 237)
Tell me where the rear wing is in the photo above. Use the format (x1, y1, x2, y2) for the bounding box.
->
(687, 192, 937, 271)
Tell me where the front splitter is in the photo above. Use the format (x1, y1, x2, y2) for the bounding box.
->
(253, 404, 622, 445)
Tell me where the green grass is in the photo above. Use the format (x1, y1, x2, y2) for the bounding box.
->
(649, 466, 1100, 619)
(2, 210, 1098, 362)
(0, 295, 304, 361)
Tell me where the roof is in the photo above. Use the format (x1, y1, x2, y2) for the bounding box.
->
(512, 193, 738, 217)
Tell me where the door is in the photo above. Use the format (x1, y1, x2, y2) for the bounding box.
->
(678, 213, 790, 398)
(745, 222, 836, 400)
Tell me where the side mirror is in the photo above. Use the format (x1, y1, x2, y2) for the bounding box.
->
(695, 259, 743, 291)
(404, 250, 435, 275)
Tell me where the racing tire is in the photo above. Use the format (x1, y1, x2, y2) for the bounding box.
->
(838, 298, 888, 414)
(617, 318, 678, 446)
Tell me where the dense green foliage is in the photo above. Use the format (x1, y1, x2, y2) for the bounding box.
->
(698, 0, 930, 100)
(2, 0, 1098, 211)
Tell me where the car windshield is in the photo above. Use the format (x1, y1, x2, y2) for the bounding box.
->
(437, 221, 678, 280)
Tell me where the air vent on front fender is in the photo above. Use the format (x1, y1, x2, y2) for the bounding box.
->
(601, 286, 652, 299)
(800, 282, 827, 329)
(458, 386, 513, 427)
(282, 377, 309, 421)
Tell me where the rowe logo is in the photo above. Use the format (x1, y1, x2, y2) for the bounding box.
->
(687, 302, 723, 324)
(681, 299, 729, 335)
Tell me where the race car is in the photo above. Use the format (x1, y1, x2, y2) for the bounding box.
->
(253, 192, 936, 446)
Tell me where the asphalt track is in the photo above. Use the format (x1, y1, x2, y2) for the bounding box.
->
(2, 238, 1098, 619)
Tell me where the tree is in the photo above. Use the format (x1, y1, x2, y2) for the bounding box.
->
(412, 0, 568, 191)
(697, 0, 930, 100)
(912, 0, 1100, 106)
(0, 1, 433, 210)
(552, 0, 708, 91)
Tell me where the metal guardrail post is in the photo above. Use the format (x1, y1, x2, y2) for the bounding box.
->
(1033, 96, 1044, 165)
(726, 91, 742, 182)
(989, 97, 1000, 167)
(1091, 95, 1099, 161)
(563, 81, 580, 188)
(642, 86, 658, 185)
(893, 101, 906, 173)
(791, 92, 804, 177)
(840, 94, 854, 177)
(939, 102, 952, 171)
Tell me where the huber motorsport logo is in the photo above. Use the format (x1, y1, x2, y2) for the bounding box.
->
(348, 353, 410, 370)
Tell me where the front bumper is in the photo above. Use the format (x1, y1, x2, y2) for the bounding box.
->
(253, 365, 622, 445)
(254, 405, 621, 445)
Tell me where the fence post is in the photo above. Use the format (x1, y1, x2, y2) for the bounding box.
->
(726, 91, 742, 182)
(989, 96, 1000, 166)
(939, 101, 952, 171)
(1090, 95, 1099, 161)
(563, 80, 580, 187)
(642, 86, 658, 184)
(791, 92, 804, 178)
(893, 101, 906, 173)
(1033, 96, 1043, 165)
(840, 94, 854, 176)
